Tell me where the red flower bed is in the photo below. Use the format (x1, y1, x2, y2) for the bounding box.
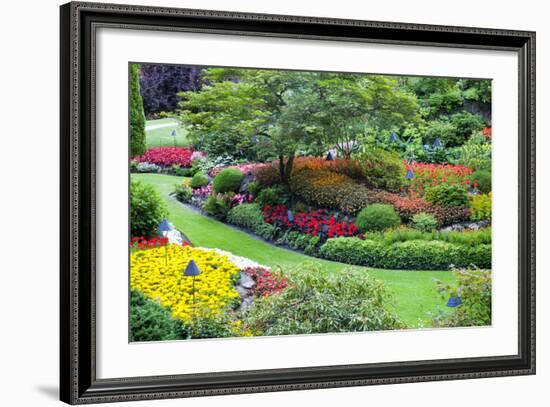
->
(405, 162, 473, 195)
(133, 147, 194, 167)
(263, 205, 358, 240)
(130, 235, 169, 250)
(242, 267, 290, 297)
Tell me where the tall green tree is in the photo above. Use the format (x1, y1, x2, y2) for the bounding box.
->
(130, 63, 147, 157)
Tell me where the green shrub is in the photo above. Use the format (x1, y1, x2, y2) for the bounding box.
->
(130, 290, 182, 342)
(433, 268, 492, 327)
(173, 184, 193, 202)
(363, 227, 491, 246)
(278, 231, 321, 256)
(254, 222, 279, 241)
(190, 171, 209, 189)
(246, 181, 262, 196)
(425, 184, 469, 208)
(320, 237, 384, 266)
(471, 170, 491, 193)
(469, 193, 491, 222)
(255, 185, 290, 207)
(213, 168, 244, 193)
(227, 203, 264, 229)
(380, 240, 459, 270)
(355, 204, 401, 232)
(356, 148, 405, 192)
(130, 179, 168, 237)
(244, 265, 403, 335)
(203, 194, 230, 220)
(129, 64, 146, 157)
(179, 309, 244, 339)
(320, 235, 491, 270)
(411, 212, 438, 232)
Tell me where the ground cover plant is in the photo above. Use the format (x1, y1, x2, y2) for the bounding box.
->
(129, 63, 492, 341)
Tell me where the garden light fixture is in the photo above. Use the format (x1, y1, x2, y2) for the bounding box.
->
(287, 210, 294, 222)
(446, 296, 462, 307)
(184, 259, 201, 316)
(159, 219, 172, 265)
(405, 169, 415, 180)
(390, 132, 397, 142)
(433, 137, 443, 148)
(171, 129, 177, 146)
(326, 151, 334, 161)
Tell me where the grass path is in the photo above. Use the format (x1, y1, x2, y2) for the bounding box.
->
(133, 173, 454, 327)
(145, 118, 188, 148)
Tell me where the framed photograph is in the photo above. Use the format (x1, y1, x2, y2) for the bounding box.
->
(60, 1, 535, 404)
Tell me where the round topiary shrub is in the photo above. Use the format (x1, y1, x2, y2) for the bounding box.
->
(471, 170, 491, 194)
(212, 168, 244, 193)
(355, 204, 401, 232)
(190, 171, 209, 189)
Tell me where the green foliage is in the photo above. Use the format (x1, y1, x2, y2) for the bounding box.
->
(190, 171, 209, 189)
(425, 184, 469, 208)
(355, 204, 401, 232)
(130, 64, 147, 157)
(320, 235, 491, 270)
(244, 264, 403, 335)
(355, 148, 405, 192)
(433, 268, 492, 327)
(179, 309, 243, 339)
(130, 179, 168, 237)
(446, 131, 491, 170)
(173, 184, 192, 202)
(471, 170, 491, 193)
(246, 181, 262, 196)
(254, 222, 279, 241)
(424, 112, 485, 147)
(470, 193, 492, 222)
(130, 290, 181, 342)
(277, 231, 321, 256)
(255, 185, 290, 207)
(227, 203, 265, 229)
(363, 227, 491, 246)
(203, 194, 230, 220)
(212, 168, 244, 193)
(411, 212, 438, 232)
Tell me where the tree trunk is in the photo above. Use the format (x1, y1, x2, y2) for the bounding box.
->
(278, 154, 295, 184)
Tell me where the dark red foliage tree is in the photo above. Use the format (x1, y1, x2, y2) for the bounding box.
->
(139, 64, 203, 117)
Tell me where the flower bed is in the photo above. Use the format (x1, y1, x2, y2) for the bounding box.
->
(130, 245, 241, 321)
(405, 162, 473, 195)
(263, 205, 359, 240)
(242, 267, 289, 297)
(133, 147, 194, 167)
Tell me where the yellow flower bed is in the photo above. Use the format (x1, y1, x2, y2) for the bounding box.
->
(130, 245, 241, 321)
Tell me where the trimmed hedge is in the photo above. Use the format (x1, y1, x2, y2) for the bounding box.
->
(226, 203, 280, 241)
(190, 171, 209, 188)
(320, 237, 491, 270)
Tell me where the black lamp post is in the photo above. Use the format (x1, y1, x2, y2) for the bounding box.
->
(389, 132, 397, 142)
(158, 219, 172, 265)
(171, 129, 177, 147)
(446, 296, 462, 307)
(433, 137, 443, 148)
(184, 259, 201, 318)
(405, 168, 414, 180)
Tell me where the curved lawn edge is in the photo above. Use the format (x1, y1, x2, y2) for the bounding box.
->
(132, 173, 455, 327)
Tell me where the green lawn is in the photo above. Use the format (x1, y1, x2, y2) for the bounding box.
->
(133, 173, 454, 328)
(146, 118, 188, 148)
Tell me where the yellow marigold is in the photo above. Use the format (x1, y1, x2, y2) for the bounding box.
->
(130, 245, 241, 322)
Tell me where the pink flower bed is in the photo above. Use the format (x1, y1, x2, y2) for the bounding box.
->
(209, 162, 270, 177)
(133, 147, 194, 167)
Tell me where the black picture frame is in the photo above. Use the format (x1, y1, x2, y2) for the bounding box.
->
(60, 1, 536, 404)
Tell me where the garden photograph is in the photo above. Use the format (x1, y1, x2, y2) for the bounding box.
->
(128, 62, 493, 342)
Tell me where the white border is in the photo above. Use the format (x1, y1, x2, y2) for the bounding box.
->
(96, 28, 518, 379)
